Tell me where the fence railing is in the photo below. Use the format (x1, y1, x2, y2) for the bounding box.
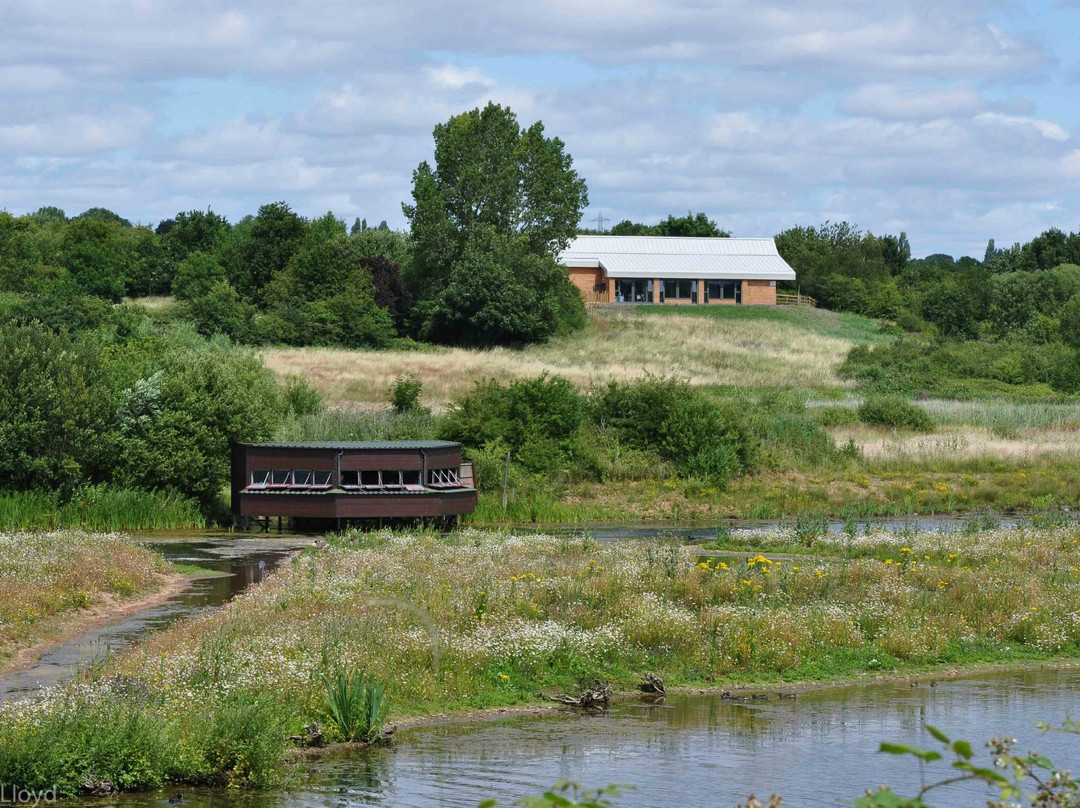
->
(776, 293, 817, 308)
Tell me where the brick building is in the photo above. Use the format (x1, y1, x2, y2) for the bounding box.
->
(559, 235, 796, 306)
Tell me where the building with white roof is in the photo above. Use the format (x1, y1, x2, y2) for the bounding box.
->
(559, 235, 797, 305)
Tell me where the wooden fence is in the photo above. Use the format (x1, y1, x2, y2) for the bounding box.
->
(776, 293, 817, 308)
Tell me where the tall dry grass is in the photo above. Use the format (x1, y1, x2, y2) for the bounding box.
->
(263, 307, 879, 407)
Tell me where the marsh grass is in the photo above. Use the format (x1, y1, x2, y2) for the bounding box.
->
(0, 531, 168, 661)
(0, 487, 205, 531)
(4, 525, 1079, 794)
(262, 306, 887, 407)
(919, 399, 1080, 430)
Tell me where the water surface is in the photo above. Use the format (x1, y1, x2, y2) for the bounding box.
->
(100, 668, 1080, 808)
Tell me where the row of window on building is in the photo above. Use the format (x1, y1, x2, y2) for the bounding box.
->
(612, 279, 742, 304)
(249, 468, 461, 490)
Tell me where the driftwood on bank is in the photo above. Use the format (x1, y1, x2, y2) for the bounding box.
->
(549, 681, 612, 710)
(639, 672, 666, 694)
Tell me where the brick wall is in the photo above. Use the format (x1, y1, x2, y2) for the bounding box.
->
(568, 267, 610, 303)
(742, 280, 777, 305)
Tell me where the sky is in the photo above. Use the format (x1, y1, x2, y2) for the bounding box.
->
(1, 1, 1079, 257)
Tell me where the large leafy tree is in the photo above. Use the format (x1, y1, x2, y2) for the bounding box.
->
(403, 102, 588, 345)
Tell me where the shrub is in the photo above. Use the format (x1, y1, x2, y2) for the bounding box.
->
(389, 374, 424, 413)
(592, 377, 757, 485)
(812, 405, 860, 427)
(442, 374, 588, 476)
(857, 395, 935, 432)
(281, 375, 324, 418)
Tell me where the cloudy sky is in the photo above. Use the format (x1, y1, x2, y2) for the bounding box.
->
(2, 1, 1079, 256)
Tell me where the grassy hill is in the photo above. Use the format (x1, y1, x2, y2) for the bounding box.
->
(263, 305, 891, 408)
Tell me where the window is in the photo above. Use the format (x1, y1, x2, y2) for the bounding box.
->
(429, 468, 461, 487)
(314, 470, 332, 487)
(663, 280, 694, 300)
(250, 469, 270, 488)
(382, 470, 403, 488)
(293, 469, 314, 487)
(706, 280, 740, 302)
(271, 470, 291, 487)
(360, 470, 380, 488)
(403, 470, 422, 488)
(615, 279, 649, 303)
(341, 470, 360, 488)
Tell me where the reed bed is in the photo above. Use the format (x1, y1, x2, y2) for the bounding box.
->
(919, 398, 1080, 431)
(0, 487, 205, 532)
(3, 525, 1078, 793)
(0, 530, 168, 661)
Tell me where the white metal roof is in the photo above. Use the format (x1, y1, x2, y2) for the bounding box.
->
(559, 235, 796, 281)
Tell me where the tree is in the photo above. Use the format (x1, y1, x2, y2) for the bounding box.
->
(0, 325, 114, 493)
(1059, 295, 1080, 349)
(654, 212, 730, 238)
(173, 252, 227, 301)
(233, 202, 306, 301)
(28, 206, 67, 226)
(403, 102, 588, 345)
(60, 216, 136, 301)
(415, 226, 584, 346)
(606, 213, 729, 237)
(983, 238, 996, 264)
(161, 209, 230, 267)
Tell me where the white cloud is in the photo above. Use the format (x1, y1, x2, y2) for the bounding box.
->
(975, 112, 1070, 142)
(842, 82, 985, 119)
(0, 0, 1076, 256)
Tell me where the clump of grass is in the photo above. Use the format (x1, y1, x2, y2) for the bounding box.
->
(324, 669, 389, 743)
(0, 487, 204, 531)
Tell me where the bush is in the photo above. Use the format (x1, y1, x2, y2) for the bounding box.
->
(812, 405, 860, 427)
(592, 377, 757, 485)
(389, 374, 424, 413)
(442, 374, 588, 476)
(857, 395, 935, 432)
(281, 376, 324, 418)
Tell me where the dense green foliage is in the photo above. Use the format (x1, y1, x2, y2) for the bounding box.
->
(404, 102, 589, 345)
(0, 203, 410, 351)
(0, 320, 291, 511)
(0, 687, 290, 794)
(857, 395, 936, 432)
(602, 211, 730, 238)
(438, 375, 844, 490)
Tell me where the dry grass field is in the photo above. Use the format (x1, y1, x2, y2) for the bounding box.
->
(264, 305, 888, 407)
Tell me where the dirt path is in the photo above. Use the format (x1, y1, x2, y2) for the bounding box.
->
(0, 572, 194, 679)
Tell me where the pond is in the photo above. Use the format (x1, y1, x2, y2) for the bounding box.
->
(99, 667, 1079, 808)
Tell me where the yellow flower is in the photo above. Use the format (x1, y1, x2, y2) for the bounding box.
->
(499, 673, 510, 681)
(899, 548, 913, 554)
